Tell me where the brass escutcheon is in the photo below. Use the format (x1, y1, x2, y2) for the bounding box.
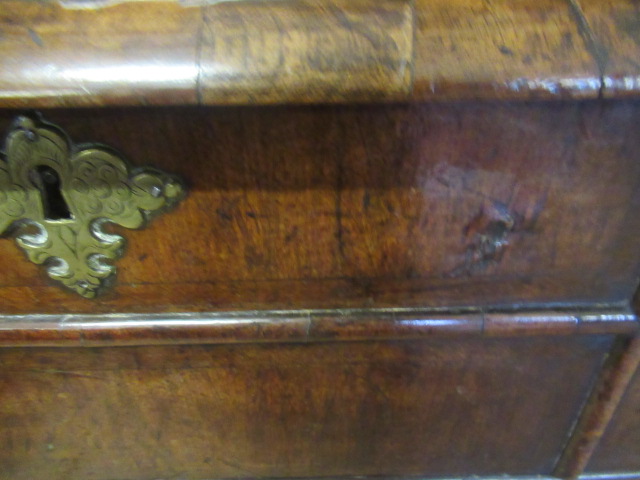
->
(0, 114, 185, 298)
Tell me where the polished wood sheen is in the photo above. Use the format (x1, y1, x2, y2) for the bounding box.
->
(0, 336, 615, 480)
(0, 309, 635, 347)
(2, 0, 640, 106)
(2, 101, 640, 313)
(555, 336, 640, 478)
(413, 0, 599, 99)
(1, 1, 640, 479)
(585, 337, 640, 474)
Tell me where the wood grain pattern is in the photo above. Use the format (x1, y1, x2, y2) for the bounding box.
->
(199, 0, 413, 104)
(554, 336, 640, 478)
(575, 0, 640, 98)
(0, 335, 615, 479)
(0, 1, 200, 107)
(413, 0, 600, 100)
(0, 309, 634, 347)
(1, 101, 639, 313)
(585, 336, 640, 474)
(3, 0, 640, 106)
(0, 4, 638, 479)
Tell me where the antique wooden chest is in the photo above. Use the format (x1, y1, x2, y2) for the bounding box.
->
(0, 1, 639, 479)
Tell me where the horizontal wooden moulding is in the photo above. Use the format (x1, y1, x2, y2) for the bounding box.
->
(2, 0, 640, 106)
(0, 307, 636, 347)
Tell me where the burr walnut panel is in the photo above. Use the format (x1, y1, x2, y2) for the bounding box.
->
(2, 0, 640, 105)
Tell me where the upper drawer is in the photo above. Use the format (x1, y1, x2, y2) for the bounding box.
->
(0, 100, 639, 313)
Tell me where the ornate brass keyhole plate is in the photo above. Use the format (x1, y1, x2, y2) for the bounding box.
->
(0, 114, 185, 298)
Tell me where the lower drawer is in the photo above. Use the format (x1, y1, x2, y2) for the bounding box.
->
(0, 334, 613, 480)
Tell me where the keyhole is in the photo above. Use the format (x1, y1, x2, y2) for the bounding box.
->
(30, 166, 72, 220)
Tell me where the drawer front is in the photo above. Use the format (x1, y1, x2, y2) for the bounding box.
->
(0, 335, 613, 480)
(1, 101, 639, 313)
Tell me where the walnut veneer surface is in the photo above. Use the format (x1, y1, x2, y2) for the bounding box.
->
(1, 0, 640, 106)
(586, 337, 640, 474)
(1, 1, 640, 480)
(1, 102, 639, 314)
(0, 337, 616, 480)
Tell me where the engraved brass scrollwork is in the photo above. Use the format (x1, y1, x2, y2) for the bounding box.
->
(0, 114, 185, 298)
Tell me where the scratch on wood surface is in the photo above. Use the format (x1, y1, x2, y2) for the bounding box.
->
(26, 369, 105, 379)
(27, 28, 44, 48)
(566, 0, 608, 97)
